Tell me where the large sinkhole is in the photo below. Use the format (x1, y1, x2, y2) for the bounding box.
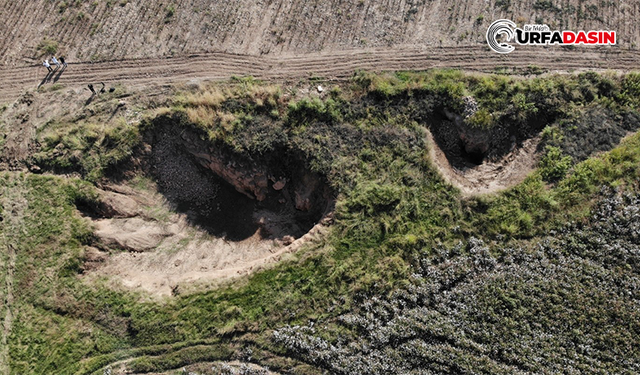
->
(427, 112, 491, 168)
(145, 121, 332, 242)
(428, 108, 520, 168)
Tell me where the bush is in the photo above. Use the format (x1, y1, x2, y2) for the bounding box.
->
(286, 97, 343, 126)
(165, 4, 176, 20)
(466, 108, 493, 128)
(539, 145, 572, 181)
(37, 38, 59, 56)
(620, 72, 640, 107)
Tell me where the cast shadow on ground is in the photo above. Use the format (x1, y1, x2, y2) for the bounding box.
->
(52, 66, 66, 83)
(37, 65, 66, 89)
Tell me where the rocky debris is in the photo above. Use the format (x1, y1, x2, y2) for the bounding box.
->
(272, 177, 287, 191)
(150, 137, 222, 211)
(210, 361, 274, 375)
(153, 123, 273, 202)
(193, 151, 270, 201)
(320, 214, 334, 226)
(458, 126, 491, 157)
(462, 95, 478, 120)
(294, 192, 312, 211)
(443, 104, 490, 163)
(20, 93, 33, 106)
(457, 96, 491, 157)
(149, 121, 332, 219)
(294, 172, 321, 211)
(281, 235, 295, 246)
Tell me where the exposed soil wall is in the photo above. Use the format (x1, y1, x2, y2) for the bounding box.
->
(144, 117, 333, 242)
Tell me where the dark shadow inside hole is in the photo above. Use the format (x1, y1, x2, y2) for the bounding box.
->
(73, 197, 104, 219)
(174, 173, 260, 241)
(146, 123, 330, 243)
(150, 132, 260, 241)
(458, 139, 485, 166)
(428, 117, 488, 169)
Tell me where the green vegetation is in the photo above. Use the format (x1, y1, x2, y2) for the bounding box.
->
(37, 38, 59, 56)
(351, 70, 630, 131)
(495, 0, 511, 10)
(471, 131, 640, 237)
(33, 117, 139, 182)
(539, 145, 572, 181)
(58, 1, 70, 13)
(165, 4, 176, 21)
(5, 70, 640, 374)
(533, 0, 561, 13)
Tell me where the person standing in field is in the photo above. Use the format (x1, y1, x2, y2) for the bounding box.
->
(59, 56, 67, 68)
(51, 56, 61, 69)
(43, 59, 52, 72)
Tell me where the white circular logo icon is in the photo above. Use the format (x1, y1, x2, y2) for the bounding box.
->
(486, 19, 517, 54)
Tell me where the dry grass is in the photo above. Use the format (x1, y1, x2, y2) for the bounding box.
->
(185, 107, 236, 131)
(180, 87, 227, 108)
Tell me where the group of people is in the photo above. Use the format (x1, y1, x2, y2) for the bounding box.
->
(40, 55, 112, 96)
(42, 56, 67, 72)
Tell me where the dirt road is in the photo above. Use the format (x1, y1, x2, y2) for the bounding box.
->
(1, 46, 638, 103)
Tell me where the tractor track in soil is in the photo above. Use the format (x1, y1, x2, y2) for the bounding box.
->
(1, 46, 638, 103)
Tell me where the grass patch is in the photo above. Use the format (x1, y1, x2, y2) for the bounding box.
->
(37, 38, 59, 56)
(33, 116, 140, 181)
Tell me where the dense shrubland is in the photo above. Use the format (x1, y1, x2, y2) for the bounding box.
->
(273, 189, 640, 374)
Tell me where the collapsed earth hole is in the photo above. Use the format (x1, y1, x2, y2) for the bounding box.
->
(143, 118, 333, 242)
(428, 102, 537, 170)
(420, 102, 544, 195)
(427, 110, 495, 169)
(458, 138, 485, 166)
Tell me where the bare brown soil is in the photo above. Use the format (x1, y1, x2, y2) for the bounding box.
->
(80, 117, 335, 298)
(0, 0, 638, 64)
(1, 0, 638, 105)
(1, 46, 639, 104)
(83, 181, 332, 298)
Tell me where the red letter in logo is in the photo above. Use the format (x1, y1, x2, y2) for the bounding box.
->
(563, 31, 576, 44)
(602, 31, 616, 45)
(575, 31, 588, 44)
